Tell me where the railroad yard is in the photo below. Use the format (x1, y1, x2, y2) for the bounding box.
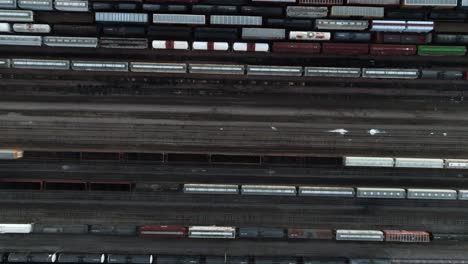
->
(1, 0, 468, 263)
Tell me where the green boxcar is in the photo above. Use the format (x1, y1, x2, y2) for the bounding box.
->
(418, 45, 467, 56)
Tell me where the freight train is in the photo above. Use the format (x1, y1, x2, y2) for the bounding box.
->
(0, 223, 438, 243)
(1, 58, 468, 80)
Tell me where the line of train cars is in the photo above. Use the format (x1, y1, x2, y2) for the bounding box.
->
(0, 253, 456, 264)
(0, 223, 454, 243)
(1, 58, 468, 80)
(0, 1, 467, 57)
(344, 156, 468, 169)
(183, 184, 468, 200)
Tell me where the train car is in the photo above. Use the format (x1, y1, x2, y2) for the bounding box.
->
(322, 43, 369, 55)
(11, 59, 70, 70)
(434, 34, 468, 44)
(286, 6, 328, 18)
(303, 258, 347, 264)
(189, 64, 245, 75)
(375, 33, 432, 44)
(0, 179, 42, 190)
(371, 20, 434, 33)
(72, 61, 129, 72)
(0, 58, 10, 68)
(194, 27, 239, 41)
(192, 41, 229, 51)
(238, 227, 285, 239)
(347, 0, 399, 4)
(394, 158, 444, 168)
(298, 0, 343, 4)
(298, 186, 355, 197)
(183, 183, 239, 194)
(287, 229, 333, 239)
(407, 189, 457, 200)
(356, 188, 406, 199)
(8, 253, 57, 263)
(192, 5, 238, 15)
(210, 15, 262, 26)
(0, 10, 33, 22)
(0, 223, 33, 233)
(43, 36, 98, 48)
(102, 26, 146, 37)
(240, 185, 297, 196)
(54, 25, 99, 36)
(445, 159, 468, 169)
(12, 23, 50, 34)
(100, 38, 148, 49)
(430, 10, 467, 20)
(266, 19, 314, 29)
(188, 226, 236, 239)
(349, 258, 393, 264)
(255, 257, 297, 264)
(130, 62, 187, 73)
(432, 233, 468, 241)
(384, 230, 431, 243)
(89, 225, 137, 235)
(148, 26, 191, 39)
(0, 149, 23, 159)
(304, 67, 361, 78)
(330, 6, 384, 18)
(32, 224, 88, 234)
(156, 256, 201, 264)
(0, 35, 41, 46)
(43, 180, 87, 191)
(420, 70, 464, 80)
(138, 225, 187, 238)
(344, 156, 394, 167)
(315, 19, 369, 31)
(418, 45, 467, 56)
(403, 0, 458, 7)
(58, 254, 106, 263)
(370, 44, 417, 56)
(18, 0, 52, 10)
(54, 0, 89, 12)
(335, 230, 384, 242)
(152, 40, 189, 50)
(142, 4, 188, 13)
(333, 32, 371, 42)
(246, 65, 303, 76)
(0, 22, 10, 33)
(153, 14, 206, 25)
(362, 68, 420, 79)
(233, 42, 269, 52)
(107, 255, 153, 264)
(242, 28, 286, 40)
(289, 31, 331, 41)
(272, 42, 321, 53)
(241, 6, 283, 17)
(95, 12, 148, 23)
(0, 0, 16, 9)
(435, 22, 468, 33)
(386, 10, 427, 20)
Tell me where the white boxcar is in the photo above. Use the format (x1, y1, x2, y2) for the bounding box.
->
(18, 0, 52, 10)
(246, 65, 303, 76)
(54, 0, 89, 12)
(407, 189, 457, 200)
(286, 6, 328, 18)
(183, 184, 239, 194)
(356, 187, 406, 199)
(210, 15, 262, 26)
(289, 31, 331, 41)
(344, 156, 394, 167)
(233, 42, 269, 52)
(304, 67, 361, 78)
(0, 0, 16, 9)
(13, 23, 51, 33)
(298, 186, 355, 197)
(331, 6, 384, 18)
(458, 190, 468, 200)
(0, 149, 23, 159)
(130, 62, 187, 73)
(12, 59, 70, 70)
(0, 223, 33, 233)
(153, 14, 206, 25)
(188, 226, 236, 239)
(403, 0, 458, 7)
(152, 40, 189, 50)
(192, 41, 229, 51)
(394, 158, 444, 168)
(315, 19, 369, 31)
(444, 159, 468, 169)
(336, 230, 384, 241)
(189, 64, 245, 75)
(241, 185, 297, 196)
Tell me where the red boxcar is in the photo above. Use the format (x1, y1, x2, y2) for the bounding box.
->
(370, 44, 417, 56)
(44, 180, 87, 191)
(384, 230, 430, 243)
(322, 43, 369, 55)
(288, 229, 333, 239)
(139, 225, 187, 238)
(272, 42, 321, 54)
